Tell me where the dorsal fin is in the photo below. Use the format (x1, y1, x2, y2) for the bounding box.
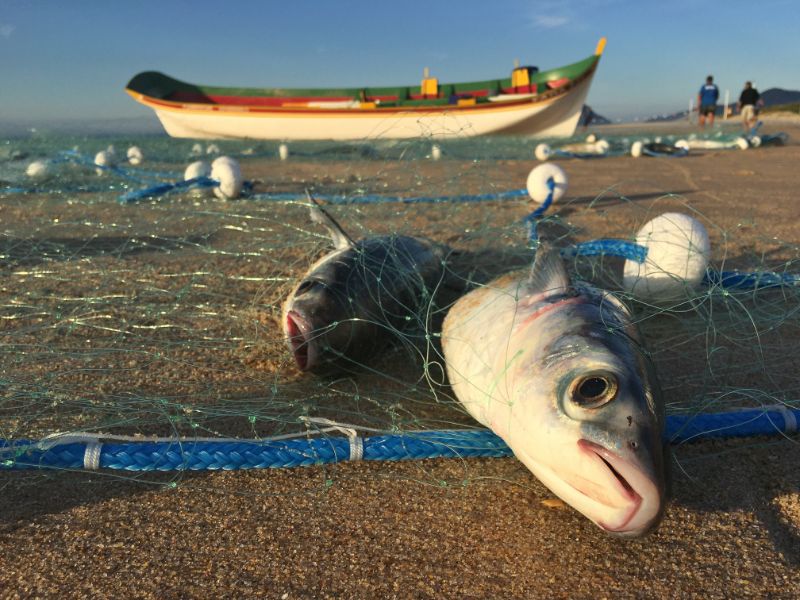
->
(306, 191, 355, 249)
(526, 243, 571, 294)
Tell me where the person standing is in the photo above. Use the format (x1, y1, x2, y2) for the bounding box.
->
(697, 75, 719, 128)
(737, 81, 762, 132)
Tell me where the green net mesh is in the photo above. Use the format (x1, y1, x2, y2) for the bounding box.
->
(1, 129, 798, 489)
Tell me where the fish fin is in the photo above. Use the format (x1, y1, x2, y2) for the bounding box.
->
(306, 191, 355, 249)
(526, 243, 571, 295)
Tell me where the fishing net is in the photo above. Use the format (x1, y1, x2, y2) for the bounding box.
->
(0, 128, 798, 490)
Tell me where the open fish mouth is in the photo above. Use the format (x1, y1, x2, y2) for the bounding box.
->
(576, 439, 661, 536)
(286, 311, 316, 371)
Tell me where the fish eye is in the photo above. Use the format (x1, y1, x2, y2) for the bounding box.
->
(570, 373, 618, 408)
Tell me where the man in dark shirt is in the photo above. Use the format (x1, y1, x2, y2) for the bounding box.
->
(737, 81, 762, 131)
(697, 75, 719, 128)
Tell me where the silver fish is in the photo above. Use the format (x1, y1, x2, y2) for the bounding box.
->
(283, 199, 458, 374)
(442, 245, 667, 537)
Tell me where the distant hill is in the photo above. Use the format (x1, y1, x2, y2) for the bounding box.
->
(581, 105, 611, 126)
(761, 88, 800, 106)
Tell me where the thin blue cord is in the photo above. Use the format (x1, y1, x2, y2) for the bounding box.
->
(248, 189, 529, 205)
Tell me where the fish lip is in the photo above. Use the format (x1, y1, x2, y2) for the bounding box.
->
(286, 310, 316, 371)
(576, 439, 652, 534)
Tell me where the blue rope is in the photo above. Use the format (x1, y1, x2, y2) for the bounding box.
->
(641, 145, 689, 158)
(755, 132, 789, 147)
(704, 269, 800, 290)
(562, 239, 648, 263)
(118, 176, 219, 204)
(1, 407, 796, 472)
(747, 120, 763, 138)
(524, 178, 556, 245)
(249, 189, 529, 205)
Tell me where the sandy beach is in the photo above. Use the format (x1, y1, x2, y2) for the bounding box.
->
(1, 116, 799, 599)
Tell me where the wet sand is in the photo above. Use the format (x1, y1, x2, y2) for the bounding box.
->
(1, 118, 799, 599)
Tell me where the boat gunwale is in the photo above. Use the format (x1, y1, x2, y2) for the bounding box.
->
(127, 57, 599, 117)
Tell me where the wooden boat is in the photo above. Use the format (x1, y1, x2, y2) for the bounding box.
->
(125, 39, 606, 141)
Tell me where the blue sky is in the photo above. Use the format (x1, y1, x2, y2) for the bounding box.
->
(1, 0, 798, 124)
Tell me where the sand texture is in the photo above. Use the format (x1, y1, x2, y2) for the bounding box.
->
(1, 120, 799, 599)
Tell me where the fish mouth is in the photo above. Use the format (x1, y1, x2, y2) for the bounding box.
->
(576, 439, 662, 536)
(285, 311, 316, 371)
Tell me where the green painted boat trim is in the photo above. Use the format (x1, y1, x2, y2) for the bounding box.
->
(127, 54, 599, 104)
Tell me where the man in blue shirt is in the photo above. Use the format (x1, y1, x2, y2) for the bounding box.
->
(697, 75, 719, 128)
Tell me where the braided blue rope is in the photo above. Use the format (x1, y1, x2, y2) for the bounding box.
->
(118, 176, 219, 204)
(561, 239, 648, 263)
(2, 407, 796, 472)
(704, 269, 800, 290)
(1, 430, 510, 471)
(524, 178, 556, 245)
(556, 240, 798, 287)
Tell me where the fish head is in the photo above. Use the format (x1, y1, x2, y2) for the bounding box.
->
(282, 247, 382, 374)
(508, 316, 667, 537)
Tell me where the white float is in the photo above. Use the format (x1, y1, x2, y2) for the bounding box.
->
(594, 139, 610, 154)
(210, 156, 243, 200)
(206, 143, 220, 155)
(534, 143, 552, 161)
(526, 163, 568, 204)
(191, 143, 203, 156)
(585, 133, 597, 143)
(623, 212, 711, 303)
(675, 139, 690, 151)
(630, 141, 644, 158)
(26, 160, 52, 179)
(184, 160, 212, 198)
(431, 144, 442, 161)
(127, 146, 144, 165)
(94, 149, 116, 176)
(184, 160, 211, 180)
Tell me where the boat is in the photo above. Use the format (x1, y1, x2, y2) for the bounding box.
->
(125, 38, 606, 141)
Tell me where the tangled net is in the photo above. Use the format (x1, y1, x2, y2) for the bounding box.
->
(0, 129, 798, 488)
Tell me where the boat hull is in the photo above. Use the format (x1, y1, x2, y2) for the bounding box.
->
(139, 72, 592, 141)
(126, 41, 604, 141)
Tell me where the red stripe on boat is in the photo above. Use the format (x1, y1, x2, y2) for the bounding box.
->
(168, 91, 355, 106)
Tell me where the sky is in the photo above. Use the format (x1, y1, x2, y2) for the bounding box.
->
(1, 0, 799, 126)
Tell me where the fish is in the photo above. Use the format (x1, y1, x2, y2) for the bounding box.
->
(282, 197, 461, 375)
(442, 245, 667, 537)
